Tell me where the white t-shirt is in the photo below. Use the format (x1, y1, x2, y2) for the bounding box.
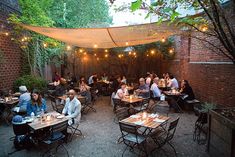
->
(170, 78, 179, 89)
(114, 88, 128, 99)
(150, 83, 161, 98)
(146, 77, 151, 85)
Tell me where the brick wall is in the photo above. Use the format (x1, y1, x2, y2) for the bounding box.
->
(0, 0, 22, 91)
(167, 35, 235, 107)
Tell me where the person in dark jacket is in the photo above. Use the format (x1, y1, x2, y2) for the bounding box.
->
(180, 80, 195, 100)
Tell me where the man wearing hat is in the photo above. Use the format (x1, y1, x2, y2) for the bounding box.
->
(13, 86, 31, 114)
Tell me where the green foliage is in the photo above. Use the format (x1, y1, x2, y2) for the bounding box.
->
(13, 75, 47, 92)
(49, 0, 112, 28)
(131, 0, 142, 12)
(201, 102, 217, 113)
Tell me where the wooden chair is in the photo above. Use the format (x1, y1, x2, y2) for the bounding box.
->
(119, 122, 148, 157)
(48, 95, 64, 113)
(150, 117, 180, 156)
(41, 120, 69, 157)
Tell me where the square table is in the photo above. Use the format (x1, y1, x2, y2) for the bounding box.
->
(121, 96, 143, 104)
(121, 112, 169, 129)
(0, 98, 19, 124)
(28, 111, 69, 131)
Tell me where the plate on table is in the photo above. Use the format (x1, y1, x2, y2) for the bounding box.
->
(56, 115, 65, 119)
(130, 115, 141, 118)
(153, 118, 166, 123)
(24, 117, 34, 123)
(12, 97, 19, 100)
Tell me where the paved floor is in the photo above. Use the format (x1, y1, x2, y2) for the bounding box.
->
(0, 96, 209, 157)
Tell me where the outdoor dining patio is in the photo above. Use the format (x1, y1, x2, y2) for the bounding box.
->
(0, 0, 235, 157)
(1, 96, 209, 157)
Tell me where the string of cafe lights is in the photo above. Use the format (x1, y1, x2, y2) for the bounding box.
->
(1, 20, 209, 61)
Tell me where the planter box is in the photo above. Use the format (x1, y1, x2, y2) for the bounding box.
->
(208, 108, 235, 157)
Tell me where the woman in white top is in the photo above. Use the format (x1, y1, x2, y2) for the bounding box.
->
(114, 82, 129, 99)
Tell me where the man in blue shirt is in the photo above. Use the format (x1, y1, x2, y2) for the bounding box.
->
(135, 78, 150, 98)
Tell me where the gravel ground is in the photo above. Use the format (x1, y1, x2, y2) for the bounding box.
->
(0, 96, 209, 157)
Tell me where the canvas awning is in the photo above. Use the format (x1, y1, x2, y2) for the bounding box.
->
(21, 22, 182, 48)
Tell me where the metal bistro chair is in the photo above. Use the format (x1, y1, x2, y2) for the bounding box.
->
(48, 95, 64, 113)
(112, 98, 125, 112)
(68, 121, 82, 142)
(193, 112, 208, 144)
(41, 120, 69, 157)
(150, 117, 180, 156)
(119, 122, 148, 157)
(113, 107, 130, 124)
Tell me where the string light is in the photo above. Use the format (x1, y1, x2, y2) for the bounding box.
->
(97, 57, 100, 61)
(94, 44, 98, 48)
(105, 54, 108, 58)
(83, 52, 87, 55)
(67, 45, 71, 50)
(79, 49, 83, 52)
(125, 42, 129, 46)
(83, 56, 88, 61)
(5, 32, 9, 36)
(94, 53, 97, 56)
(169, 48, 174, 54)
(43, 43, 48, 48)
(201, 25, 208, 32)
(133, 52, 136, 55)
(151, 50, 155, 55)
(128, 51, 132, 55)
(105, 49, 108, 52)
(21, 38, 25, 42)
(146, 54, 149, 57)
(161, 37, 166, 43)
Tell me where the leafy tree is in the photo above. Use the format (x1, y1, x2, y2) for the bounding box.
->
(49, 0, 112, 28)
(129, 0, 235, 63)
(9, 0, 112, 77)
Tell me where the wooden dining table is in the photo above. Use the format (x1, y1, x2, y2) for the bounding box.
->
(121, 95, 143, 104)
(121, 112, 169, 129)
(0, 98, 19, 125)
(120, 111, 170, 135)
(28, 111, 69, 131)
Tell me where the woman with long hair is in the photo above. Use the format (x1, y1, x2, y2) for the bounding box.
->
(27, 90, 47, 116)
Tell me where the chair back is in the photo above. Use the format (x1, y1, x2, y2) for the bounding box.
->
(51, 120, 68, 134)
(142, 98, 150, 106)
(12, 122, 30, 136)
(115, 107, 129, 121)
(78, 97, 86, 106)
(167, 117, 179, 141)
(112, 98, 123, 111)
(146, 103, 157, 113)
(119, 122, 138, 135)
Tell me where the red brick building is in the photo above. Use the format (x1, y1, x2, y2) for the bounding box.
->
(0, 0, 22, 91)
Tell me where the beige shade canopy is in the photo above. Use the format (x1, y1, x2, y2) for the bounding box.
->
(21, 22, 182, 48)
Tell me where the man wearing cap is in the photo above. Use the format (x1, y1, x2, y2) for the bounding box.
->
(13, 86, 31, 113)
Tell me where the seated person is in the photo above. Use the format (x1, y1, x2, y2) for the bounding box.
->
(150, 77, 161, 100)
(101, 73, 108, 81)
(167, 74, 179, 89)
(121, 75, 127, 84)
(13, 86, 31, 113)
(79, 79, 91, 103)
(62, 89, 81, 125)
(27, 90, 47, 116)
(180, 80, 195, 100)
(135, 78, 150, 98)
(114, 82, 128, 99)
(53, 72, 61, 82)
(53, 78, 67, 97)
